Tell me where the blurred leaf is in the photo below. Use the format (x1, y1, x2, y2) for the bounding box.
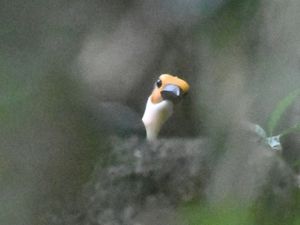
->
(180, 200, 254, 225)
(267, 89, 300, 136)
(280, 123, 300, 137)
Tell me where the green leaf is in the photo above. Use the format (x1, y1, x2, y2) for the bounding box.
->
(280, 123, 300, 137)
(180, 200, 254, 225)
(267, 89, 300, 136)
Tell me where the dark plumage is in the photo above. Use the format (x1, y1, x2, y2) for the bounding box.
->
(98, 102, 146, 138)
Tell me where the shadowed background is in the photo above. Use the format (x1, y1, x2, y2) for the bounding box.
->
(1, 0, 300, 224)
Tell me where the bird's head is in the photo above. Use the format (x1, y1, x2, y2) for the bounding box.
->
(142, 74, 190, 141)
(150, 74, 190, 104)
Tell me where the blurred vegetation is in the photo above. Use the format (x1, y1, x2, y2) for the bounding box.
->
(181, 188, 300, 225)
(1, 0, 300, 224)
(267, 89, 300, 136)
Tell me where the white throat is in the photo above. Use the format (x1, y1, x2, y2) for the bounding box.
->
(142, 97, 173, 141)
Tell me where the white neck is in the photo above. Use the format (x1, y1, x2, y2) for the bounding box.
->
(142, 97, 173, 141)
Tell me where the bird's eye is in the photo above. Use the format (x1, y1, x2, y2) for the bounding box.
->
(156, 79, 162, 88)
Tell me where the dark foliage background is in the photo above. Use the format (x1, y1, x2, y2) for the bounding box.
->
(1, 0, 300, 224)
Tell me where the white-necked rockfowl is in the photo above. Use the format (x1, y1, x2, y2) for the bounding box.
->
(94, 74, 190, 141)
(142, 74, 190, 141)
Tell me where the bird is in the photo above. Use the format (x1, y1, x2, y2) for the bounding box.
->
(142, 74, 190, 140)
(92, 74, 190, 141)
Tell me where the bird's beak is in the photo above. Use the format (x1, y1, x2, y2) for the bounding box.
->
(160, 84, 183, 104)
